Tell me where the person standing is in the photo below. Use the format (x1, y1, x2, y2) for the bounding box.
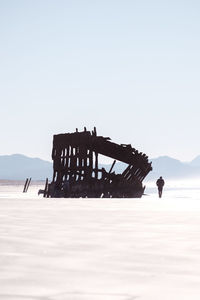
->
(156, 176, 165, 198)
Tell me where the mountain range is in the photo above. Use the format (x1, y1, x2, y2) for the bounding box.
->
(0, 154, 200, 180)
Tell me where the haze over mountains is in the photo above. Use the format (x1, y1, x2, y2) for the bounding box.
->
(0, 154, 200, 180)
(0, 154, 52, 180)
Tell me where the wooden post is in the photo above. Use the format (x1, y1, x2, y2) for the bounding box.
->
(93, 127, 97, 136)
(44, 178, 49, 197)
(25, 178, 32, 192)
(88, 149, 93, 178)
(84, 148, 88, 179)
(23, 178, 28, 193)
(95, 152, 98, 179)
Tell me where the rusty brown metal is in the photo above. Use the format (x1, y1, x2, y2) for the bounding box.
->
(47, 128, 152, 198)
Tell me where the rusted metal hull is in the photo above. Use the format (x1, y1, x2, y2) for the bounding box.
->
(46, 128, 152, 198)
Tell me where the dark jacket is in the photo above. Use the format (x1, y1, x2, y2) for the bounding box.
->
(156, 178, 165, 188)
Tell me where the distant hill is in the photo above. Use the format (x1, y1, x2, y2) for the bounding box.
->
(190, 155, 200, 167)
(0, 154, 52, 180)
(0, 154, 200, 180)
(103, 156, 200, 180)
(146, 156, 200, 180)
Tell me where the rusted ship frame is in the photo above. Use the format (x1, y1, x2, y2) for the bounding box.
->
(46, 127, 152, 198)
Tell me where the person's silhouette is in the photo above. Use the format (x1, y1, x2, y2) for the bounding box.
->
(156, 176, 165, 198)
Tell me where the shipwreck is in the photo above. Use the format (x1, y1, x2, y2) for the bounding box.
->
(43, 127, 152, 198)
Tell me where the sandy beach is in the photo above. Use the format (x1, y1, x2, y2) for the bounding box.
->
(0, 181, 200, 299)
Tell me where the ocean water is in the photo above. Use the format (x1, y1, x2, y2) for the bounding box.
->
(0, 179, 200, 300)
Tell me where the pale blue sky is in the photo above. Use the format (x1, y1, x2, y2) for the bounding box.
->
(0, 0, 200, 162)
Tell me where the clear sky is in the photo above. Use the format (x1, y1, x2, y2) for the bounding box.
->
(0, 0, 200, 162)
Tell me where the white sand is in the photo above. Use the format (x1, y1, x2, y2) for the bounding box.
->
(0, 181, 200, 299)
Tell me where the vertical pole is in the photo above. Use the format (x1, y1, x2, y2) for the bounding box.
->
(78, 146, 82, 181)
(88, 149, 93, 178)
(23, 178, 28, 193)
(83, 148, 88, 179)
(44, 178, 49, 197)
(65, 145, 70, 180)
(75, 146, 78, 181)
(95, 152, 98, 179)
(25, 177, 32, 192)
